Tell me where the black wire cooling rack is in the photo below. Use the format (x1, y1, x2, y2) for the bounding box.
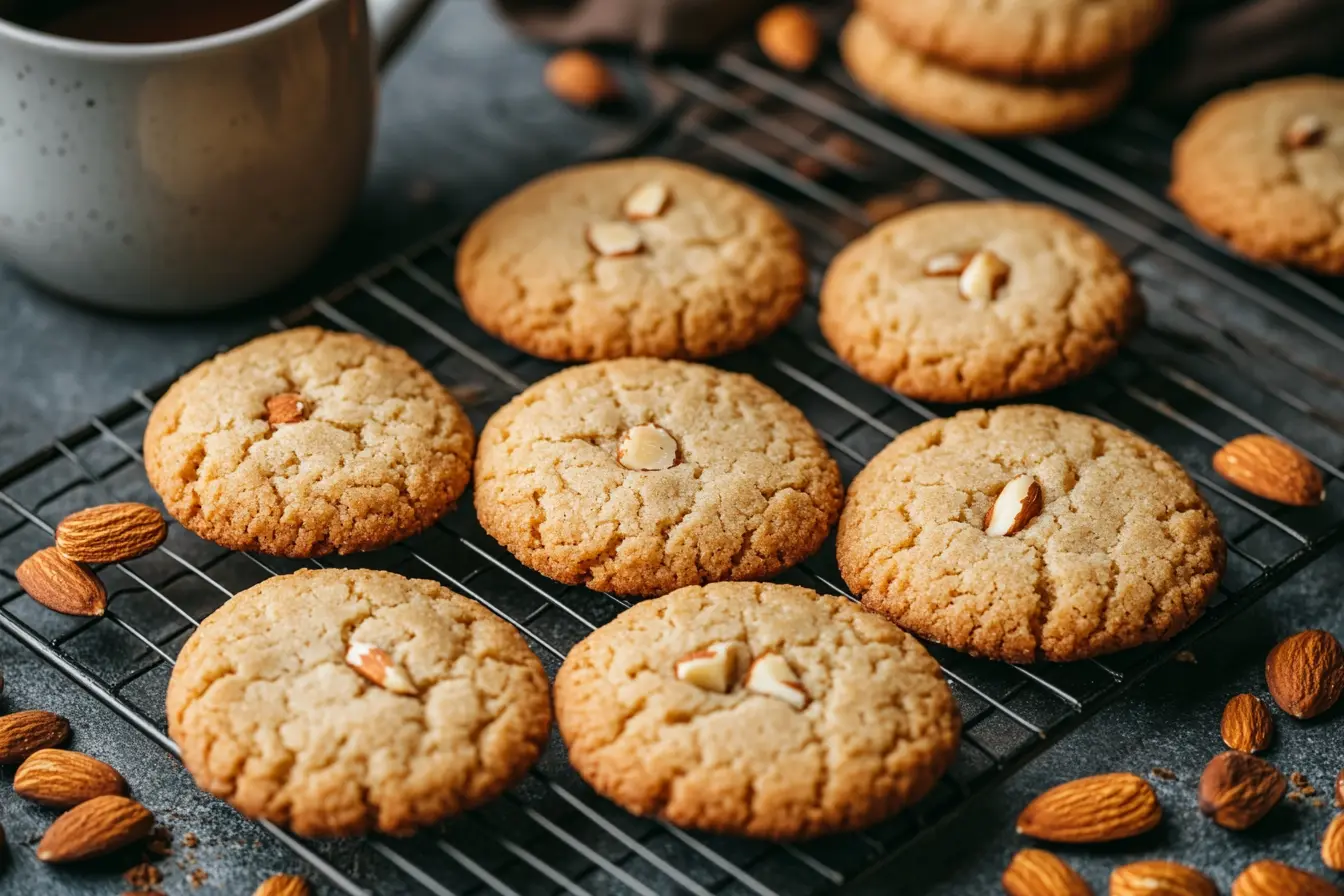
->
(2, 21, 1343, 896)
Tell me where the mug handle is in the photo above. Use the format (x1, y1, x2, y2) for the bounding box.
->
(368, 0, 438, 68)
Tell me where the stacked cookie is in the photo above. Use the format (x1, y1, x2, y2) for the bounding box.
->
(840, 0, 1171, 136)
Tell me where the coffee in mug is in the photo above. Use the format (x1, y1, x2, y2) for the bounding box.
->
(3, 0, 300, 43)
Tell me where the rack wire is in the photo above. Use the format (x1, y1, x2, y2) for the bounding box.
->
(2, 17, 1343, 896)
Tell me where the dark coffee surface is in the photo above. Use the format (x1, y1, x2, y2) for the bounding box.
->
(7, 0, 298, 43)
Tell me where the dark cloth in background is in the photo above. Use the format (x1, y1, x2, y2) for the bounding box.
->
(496, 0, 1344, 108)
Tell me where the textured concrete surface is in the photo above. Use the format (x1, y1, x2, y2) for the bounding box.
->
(1, 1, 1343, 895)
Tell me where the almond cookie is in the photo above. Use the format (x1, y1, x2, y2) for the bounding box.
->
(144, 327, 474, 557)
(166, 569, 552, 838)
(1171, 76, 1344, 275)
(840, 13, 1132, 138)
(473, 359, 842, 597)
(554, 582, 961, 839)
(455, 158, 807, 361)
(820, 201, 1141, 403)
(858, 0, 1170, 80)
(837, 406, 1225, 663)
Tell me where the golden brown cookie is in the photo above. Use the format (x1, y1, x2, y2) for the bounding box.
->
(144, 328, 475, 557)
(840, 13, 1132, 138)
(455, 158, 807, 361)
(554, 582, 961, 839)
(1171, 76, 1344, 275)
(820, 201, 1141, 403)
(858, 0, 1170, 79)
(473, 359, 842, 597)
(837, 406, 1225, 663)
(166, 569, 552, 837)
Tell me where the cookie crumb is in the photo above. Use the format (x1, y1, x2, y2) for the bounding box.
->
(1174, 650, 1197, 664)
(124, 863, 163, 888)
(189, 868, 209, 888)
(1291, 771, 1311, 789)
(145, 825, 173, 858)
(182, 832, 199, 848)
(1150, 767, 1178, 781)
(1311, 797, 1326, 808)
(1288, 791, 1305, 802)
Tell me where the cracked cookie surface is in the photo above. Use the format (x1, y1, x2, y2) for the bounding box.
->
(837, 406, 1224, 663)
(473, 359, 842, 597)
(1170, 77, 1344, 275)
(455, 158, 807, 361)
(840, 14, 1132, 138)
(857, 0, 1169, 79)
(554, 582, 961, 839)
(166, 569, 552, 837)
(820, 200, 1141, 403)
(144, 327, 475, 557)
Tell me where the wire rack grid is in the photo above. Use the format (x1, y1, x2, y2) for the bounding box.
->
(2, 23, 1344, 896)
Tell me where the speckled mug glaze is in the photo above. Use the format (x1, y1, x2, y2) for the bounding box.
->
(0, 0, 424, 312)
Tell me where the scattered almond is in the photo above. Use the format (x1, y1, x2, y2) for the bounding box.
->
(623, 182, 670, 221)
(744, 652, 809, 709)
(1212, 434, 1324, 506)
(0, 710, 71, 763)
(674, 641, 748, 693)
(1284, 114, 1328, 149)
(586, 221, 643, 257)
(1001, 848, 1092, 896)
(15, 547, 107, 616)
(344, 641, 418, 696)
(1321, 814, 1344, 872)
(756, 5, 820, 72)
(1231, 859, 1338, 896)
(1198, 750, 1285, 830)
(544, 50, 619, 108)
(15, 749, 127, 808)
(1110, 860, 1215, 896)
(618, 423, 679, 471)
(1265, 629, 1344, 719)
(37, 794, 155, 863)
(1016, 773, 1162, 843)
(254, 874, 311, 896)
(265, 393, 308, 425)
(959, 249, 1011, 302)
(923, 251, 973, 277)
(985, 475, 1044, 537)
(1220, 693, 1274, 753)
(55, 502, 167, 564)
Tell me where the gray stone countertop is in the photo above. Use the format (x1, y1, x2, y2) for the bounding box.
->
(1, 2, 1343, 894)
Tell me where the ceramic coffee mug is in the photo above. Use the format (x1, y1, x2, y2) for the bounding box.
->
(0, 0, 432, 312)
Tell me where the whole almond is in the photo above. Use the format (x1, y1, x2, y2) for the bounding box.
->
(15, 749, 126, 808)
(36, 794, 154, 863)
(1110, 860, 1215, 896)
(1336, 768, 1344, 808)
(1220, 693, 1274, 753)
(1212, 434, 1324, 506)
(254, 874, 311, 896)
(544, 50, 619, 108)
(0, 710, 71, 763)
(1002, 848, 1092, 896)
(1232, 859, 1338, 896)
(1266, 629, 1344, 719)
(1198, 751, 1286, 830)
(55, 502, 167, 564)
(1016, 773, 1161, 843)
(265, 393, 308, 425)
(1323, 814, 1344, 872)
(756, 5, 820, 71)
(15, 547, 106, 616)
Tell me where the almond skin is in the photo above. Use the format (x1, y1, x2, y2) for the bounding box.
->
(1220, 693, 1274, 753)
(254, 874, 311, 896)
(0, 710, 71, 764)
(1002, 848, 1092, 896)
(54, 502, 167, 564)
(15, 547, 107, 616)
(1212, 434, 1324, 506)
(756, 5, 821, 71)
(1016, 773, 1161, 843)
(1232, 859, 1338, 896)
(36, 794, 154, 863)
(1322, 814, 1344, 872)
(544, 50, 619, 107)
(1198, 751, 1286, 830)
(1110, 860, 1215, 896)
(1265, 630, 1344, 719)
(15, 749, 126, 808)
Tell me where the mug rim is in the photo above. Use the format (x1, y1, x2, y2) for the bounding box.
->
(0, 0, 336, 58)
